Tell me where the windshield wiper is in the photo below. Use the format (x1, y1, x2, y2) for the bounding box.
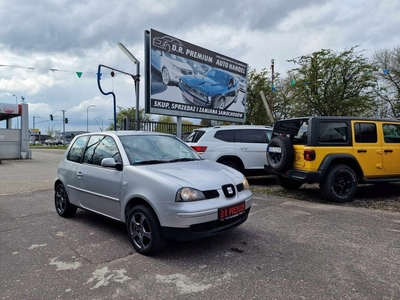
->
(133, 160, 167, 165)
(167, 158, 198, 163)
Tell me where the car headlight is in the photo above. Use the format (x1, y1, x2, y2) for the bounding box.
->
(169, 62, 179, 71)
(242, 178, 250, 190)
(176, 187, 206, 202)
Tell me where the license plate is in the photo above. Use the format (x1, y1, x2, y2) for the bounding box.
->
(268, 147, 282, 153)
(218, 202, 246, 221)
(182, 91, 194, 103)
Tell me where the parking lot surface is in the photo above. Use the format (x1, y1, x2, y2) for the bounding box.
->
(0, 149, 399, 299)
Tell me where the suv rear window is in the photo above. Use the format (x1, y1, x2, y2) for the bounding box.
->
(214, 130, 235, 142)
(318, 122, 348, 143)
(185, 130, 206, 142)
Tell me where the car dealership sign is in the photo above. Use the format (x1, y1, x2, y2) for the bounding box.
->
(145, 29, 248, 122)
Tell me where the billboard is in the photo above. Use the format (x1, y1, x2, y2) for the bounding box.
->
(145, 29, 248, 122)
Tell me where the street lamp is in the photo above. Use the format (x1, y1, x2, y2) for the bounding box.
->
(87, 105, 96, 132)
(33, 116, 41, 143)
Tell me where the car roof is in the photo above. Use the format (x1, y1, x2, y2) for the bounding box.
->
(75, 131, 174, 138)
(194, 125, 273, 131)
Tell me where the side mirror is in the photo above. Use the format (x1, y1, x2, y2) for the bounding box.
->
(101, 158, 123, 171)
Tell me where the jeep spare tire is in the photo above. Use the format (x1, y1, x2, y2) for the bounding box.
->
(267, 135, 294, 172)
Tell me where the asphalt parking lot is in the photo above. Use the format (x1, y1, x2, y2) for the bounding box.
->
(1, 149, 400, 299)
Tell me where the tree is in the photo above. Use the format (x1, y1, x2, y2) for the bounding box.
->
(245, 68, 274, 125)
(106, 106, 151, 130)
(287, 46, 378, 117)
(373, 46, 400, 118)
(245, 68, 292, 124)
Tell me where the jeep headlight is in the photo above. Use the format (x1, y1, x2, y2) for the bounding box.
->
(176, 187, 206, 202)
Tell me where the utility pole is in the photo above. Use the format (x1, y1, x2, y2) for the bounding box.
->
(270, 59, 275, 122)
(61, 110, 67, 144)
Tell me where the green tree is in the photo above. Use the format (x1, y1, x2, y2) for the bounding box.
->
(373, 46, 400, 118)
(245, 68, 290, 124)
(106, 106, 151, 130)
(287, 46, 378, 117)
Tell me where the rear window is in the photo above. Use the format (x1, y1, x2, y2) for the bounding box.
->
(185, 130, 205, 142)
(319, 122, 348, 143)
(236, 129, 267, 143)
(214, 130, 235, 142)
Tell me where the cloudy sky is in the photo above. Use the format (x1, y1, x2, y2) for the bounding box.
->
(1, 0, 399, 133)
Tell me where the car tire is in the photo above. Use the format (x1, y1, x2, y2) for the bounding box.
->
(213, 96, 226, 109)
(275, 174, 303, 190)
(54, 184, 77, 217)
(162, 68, 170, 85)
(267, 136, 294, 172)
(127, 205, 167, 255)
(219, 160, 243, 173)
(320, 164, 357, 203)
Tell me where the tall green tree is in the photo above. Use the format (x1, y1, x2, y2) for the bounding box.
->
(373, 46, 400, 118)
(287, 46, 378, 117)
(245, 68, 274, 125)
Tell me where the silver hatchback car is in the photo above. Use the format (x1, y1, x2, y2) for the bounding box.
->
(54, 131, 252, 255)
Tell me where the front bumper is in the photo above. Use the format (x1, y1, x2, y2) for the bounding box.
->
(162, 208, 250, 241)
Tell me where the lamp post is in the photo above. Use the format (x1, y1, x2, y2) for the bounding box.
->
(33, 116, 41, 143)
(87, 105, 96, 132)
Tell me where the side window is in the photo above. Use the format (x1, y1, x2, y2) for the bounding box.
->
(83, 135, 121, 166)
(318, 122, 348, 143)
(66, 136, 88, 163)
(185, 130, 205, 142)
(238, 129, 265, 143)
(214, 130, 235, 142)
(354, 123, 377, 143)
(383, 123, 400, 143)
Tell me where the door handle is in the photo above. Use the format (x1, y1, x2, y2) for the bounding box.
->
(357, 150, 367, 153)
(76, 171, 83, 178)
(384, 149, 393, 153)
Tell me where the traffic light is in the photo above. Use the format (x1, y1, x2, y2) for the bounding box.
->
(65, 118, 68, 124)
(50, 114, 53, 121)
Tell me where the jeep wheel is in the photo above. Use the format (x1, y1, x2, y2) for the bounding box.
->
(267, 136, 294, 172)
(276, 174, 303, 190)
(320, 164, 357, 203)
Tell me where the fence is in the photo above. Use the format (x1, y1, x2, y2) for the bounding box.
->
(124, 120, 205, 140)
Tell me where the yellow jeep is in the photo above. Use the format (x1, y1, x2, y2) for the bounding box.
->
(265, 116, 400, 202)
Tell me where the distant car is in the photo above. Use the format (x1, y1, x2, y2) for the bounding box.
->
(151, 49, 193, 85)
(178, 68, 240, 110)
(153, 36, 182, 52)
(185, 125, 273, 176)
(187, 59, 210, 75)
(54, 131, 252, 255)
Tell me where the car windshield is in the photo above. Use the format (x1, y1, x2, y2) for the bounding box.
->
(120, 135, 202, 165)
(205, 69, 230, 85)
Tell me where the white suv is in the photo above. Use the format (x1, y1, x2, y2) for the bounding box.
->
(185, 125, 272, 176)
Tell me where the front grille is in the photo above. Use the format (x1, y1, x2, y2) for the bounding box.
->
(203, 190, 219, 199)
(236, 183, 244, 192)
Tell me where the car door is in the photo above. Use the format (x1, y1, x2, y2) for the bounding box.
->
(235, 129, 269, 170)
(61, 135, 89, 205)
(75, 135, 123, 219)
(382, 122, 400, 175)
(352, 121, 383, 176)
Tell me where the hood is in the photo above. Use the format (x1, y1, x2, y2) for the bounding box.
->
(129, 160, 243, 190)
(181, 75, 223, 96)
